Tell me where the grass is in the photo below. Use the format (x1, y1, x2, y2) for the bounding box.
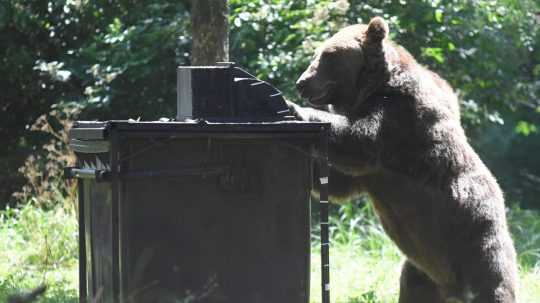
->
(309, 202, 540, 303)
(0, 199, 539, 302)
(0, 199, 78, 302)
(310, 243, 401, 303)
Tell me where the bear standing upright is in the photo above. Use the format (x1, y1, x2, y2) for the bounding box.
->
(288, 17, 518, 303)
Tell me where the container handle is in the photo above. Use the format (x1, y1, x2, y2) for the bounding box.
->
(64, 167, 110, 182)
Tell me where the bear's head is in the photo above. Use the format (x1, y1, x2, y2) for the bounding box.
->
(296, 17, 393, 112)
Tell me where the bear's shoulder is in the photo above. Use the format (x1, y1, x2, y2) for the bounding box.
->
(382, 42, 460, 122)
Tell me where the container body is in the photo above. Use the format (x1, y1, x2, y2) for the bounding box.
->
(70, 121, 327, 303)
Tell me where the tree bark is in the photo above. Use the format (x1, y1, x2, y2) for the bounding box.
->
(191, 0, 229, 65)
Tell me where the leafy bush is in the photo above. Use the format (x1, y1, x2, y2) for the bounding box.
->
(2, 0, 540, 207)
(13, 106, 79, 207)
(0, 0, 191, 203)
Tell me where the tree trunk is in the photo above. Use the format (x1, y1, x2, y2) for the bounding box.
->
(191, 0, 229, 65)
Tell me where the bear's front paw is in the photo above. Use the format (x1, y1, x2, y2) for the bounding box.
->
(286, 100, 305, 121)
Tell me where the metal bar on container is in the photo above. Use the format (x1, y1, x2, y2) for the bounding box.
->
(117, 167, 228, 179)
(120, 132, 321, 140)
(69, 128, 108, 140)
(319, 128, 330, 303)
(78, 179, 87, 303)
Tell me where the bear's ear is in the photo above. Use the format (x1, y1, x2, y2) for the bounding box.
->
(366, 17, 389, 43)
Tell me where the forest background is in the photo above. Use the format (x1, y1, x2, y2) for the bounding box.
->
(1, 0, 540, 209)
(0, 0, 540, 302)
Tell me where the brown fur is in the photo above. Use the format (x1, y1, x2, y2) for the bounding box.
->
(289, 17, 518, 303)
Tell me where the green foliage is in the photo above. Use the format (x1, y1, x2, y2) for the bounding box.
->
(2, 2, 540, 302)
(77, 2, 191, 119)
(229, 0, 351, 98)
(1, 200, 540, 302)
(312, 202, 540, 303)
(13, 105, 78, 206)
(0, 201, 78, 302)
(0, 1, 191, 203)
(227, 0, 540, 208)
(515, 120, 538, 136)
(327, 200, 399, 257)
(229, 0, 540, 127)
(508, 205, 540, 268)
(2, 0, 540, 207)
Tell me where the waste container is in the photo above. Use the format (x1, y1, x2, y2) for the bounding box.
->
(66, 64, 330, 303)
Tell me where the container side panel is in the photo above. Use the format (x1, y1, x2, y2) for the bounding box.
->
(82, 180, 93, 302)
(88, 180, 114, 303)
(76, 152, 112, 303)
(120, 138, 311, 303)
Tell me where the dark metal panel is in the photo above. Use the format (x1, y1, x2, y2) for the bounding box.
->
(82, 180, 94, 302)
(69, 120, 329, 303)
(86, 180, 114, 303)
(110, 130, 121, 303)
(191, 66, 233, 118)
(117, 166, 228, 179)
(177, 65, 292, 120)
(75, 148, 115, 302)
(117, 138, 312, 303)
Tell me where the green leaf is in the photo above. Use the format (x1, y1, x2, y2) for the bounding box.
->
(515, 121, 538, 136)
(422, 47, 445, 64)
(533, 65, 540, 77)
(435, 9, 443, 23)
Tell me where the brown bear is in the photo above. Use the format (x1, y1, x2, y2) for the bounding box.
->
(288, 17, 518, 303)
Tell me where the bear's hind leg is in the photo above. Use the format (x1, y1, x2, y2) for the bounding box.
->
(399, 261, 444, 303)
(464, 246, 517, 303)
(468, 273, 517, 303)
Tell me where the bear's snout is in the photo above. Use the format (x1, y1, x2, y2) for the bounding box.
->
(296, 73, 334, 106)
(296, 71, 321, 100)
(296, 78, 308, 95)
